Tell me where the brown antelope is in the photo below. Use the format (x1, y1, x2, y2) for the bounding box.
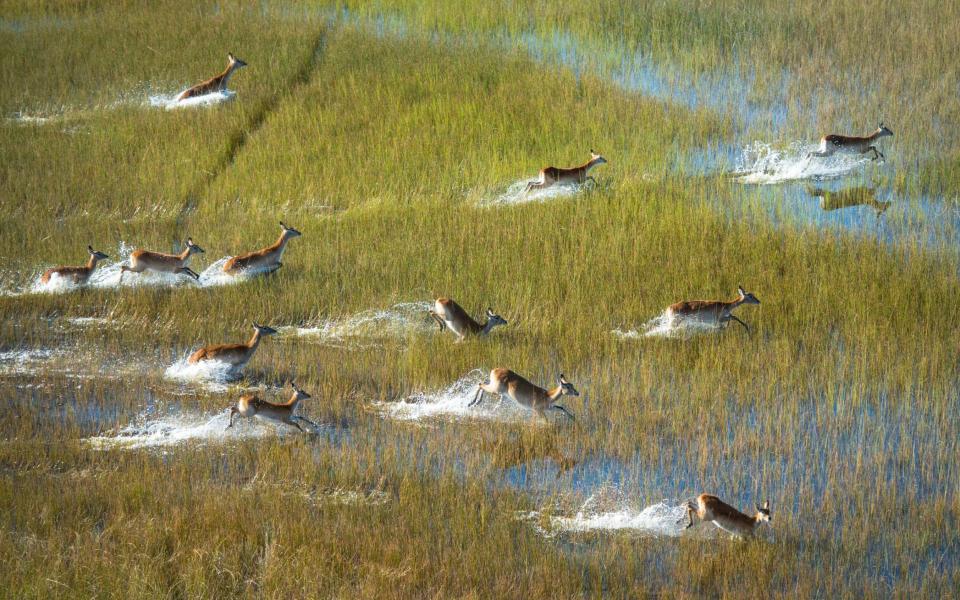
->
(188, 322, 277, 370)
(469, 369, 578, 420)
(806, 185, 891, 216)
(227, 382, 318, 432)
(40, 245, 109, 286)
(525, 150, 608, 193)
(681, 494, 771, 539)
(808, 123, 893, 161)
(119, 238, 204, 283)
(667, 286, 760, 334)
(429, 298, 507, 342)
(175, 52, 247, 102)
(223, 222, 302, 275)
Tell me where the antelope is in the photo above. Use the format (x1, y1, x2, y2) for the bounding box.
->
(681, 494, 771, 539)
(808, 123, 893, 161)
(40, 245, 109, 286)
(525, 150, 608, 193)
(175, 52, 248, 102)
(667, 286, 760, 334)
(429, 298, 507, 342)
(119, 238, 205, 283)
(469, 369, 578, 420)
(806, 185, 891, 216)
(227, 381, 318, 432)
(187, 322, 277, 370)
(223, 222, 302, 275)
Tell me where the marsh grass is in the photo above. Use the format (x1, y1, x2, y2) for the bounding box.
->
(1, 1, 959, 597)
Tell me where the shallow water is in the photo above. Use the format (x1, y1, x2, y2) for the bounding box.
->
(482, 179, 589, 207)
(376, 369, 536, 423)
(287, 301, 433, 347)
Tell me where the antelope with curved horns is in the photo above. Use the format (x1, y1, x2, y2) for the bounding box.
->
(680, 494, 771, 539)
(187, 322, 277, 370)
(40, 245, 109, 286)
(175, 52, 247, 102)
(223, 221, 302, 275)
(667, 286, 760, 334)
(469, 369, 578, 421)
(227, 381, 318, 432)
(808, 122, 893, 161)
(805, 185, 891, 216)
(525, 150, 608, 193)
(429, 298, 507, 342)
(119, 238, 205, 283)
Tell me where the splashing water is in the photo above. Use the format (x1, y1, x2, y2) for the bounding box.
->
(521, 488, 688, 538)
(734, 141, 872, 185)
(484, 179, 588, 207)
(149, 89, 236, 110)
(377, 369, 530, 423)
(164, 355, 239, 392)
(613, 310, 724, 340)
(85, 411, 275, 450)
(0, 349, 59, 376)
(19, 245, 265, 296)
(289, 302, 433, 346)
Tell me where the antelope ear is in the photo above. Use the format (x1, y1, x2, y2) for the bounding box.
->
(763, 500, 769, 510)
(559, 373, 567, 384)
(229, 52, 235, 61)
(252, 321, 260, 328)
(87, 245, 94, 253)
(487, 307, 494, 316)
(738, 285, 746, 296)
(280, 221, 286, 229)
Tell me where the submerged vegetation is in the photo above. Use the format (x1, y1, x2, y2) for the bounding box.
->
(1, 0, 959, 597)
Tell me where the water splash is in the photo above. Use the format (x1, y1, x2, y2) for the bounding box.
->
(0, 349, 59, 376)
(734, 141, 873, 185)
(289, 302, 433, 346)
(613, 310, 724, 340)
(377, 369, 532, 423)
(149, 89, 236, 110)
(85, 411, 274, 450)
(521, 488, 688, 538)
(163, 355, 239, 392)
(483, 179, 588, 207)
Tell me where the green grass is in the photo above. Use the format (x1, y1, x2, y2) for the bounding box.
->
(1, 1, 959, 597)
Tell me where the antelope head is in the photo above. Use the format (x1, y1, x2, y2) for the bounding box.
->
(589, 149, 608, 166)
(185, 237, 205, 255)
(877, 122, 894, 138)
(228, 53, 248, 69)
(755, 500, 772, 525)
(485, 307, 507, 328)
(280, 221, 303, 240)
(87, 245, 110, 261)
(290, 381, 312, 402)
(737, 286, 761, 305)
(556, 374, 580, 397)
(252, 322, 279, 336)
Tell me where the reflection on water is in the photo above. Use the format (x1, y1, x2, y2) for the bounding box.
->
(806, 185, 891, 216)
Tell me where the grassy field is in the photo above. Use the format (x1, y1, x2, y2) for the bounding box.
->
(2, 1, 959, 597)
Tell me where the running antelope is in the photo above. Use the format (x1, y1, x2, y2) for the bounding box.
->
(223, 222, 301, 275)
(175, 52, 248, 102)
(806, 185, 891, 216)
(227, 382, 318, 432)
(119, 238, 204, 283)
(681, 494, 771, 539)
(808, 123, 893, 161)
(525, 150, 608, 193)
(470, 369, 578, 420)
(668, 286, 760, 334)
(429, 298, 507, 342)
(40, 245, 109, 286)
(188, 322, 277, 370)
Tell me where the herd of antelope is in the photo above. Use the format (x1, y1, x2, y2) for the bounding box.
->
(36, 51, 900, 540)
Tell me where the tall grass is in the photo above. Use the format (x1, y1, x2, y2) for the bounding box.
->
(1, 1, 959, 597)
